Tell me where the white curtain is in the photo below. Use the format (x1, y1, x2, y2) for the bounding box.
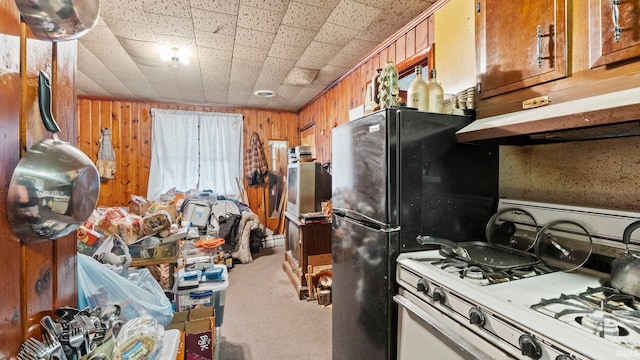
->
(148, 109, 243, 200)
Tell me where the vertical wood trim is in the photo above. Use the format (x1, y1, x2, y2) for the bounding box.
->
(416, 19, 430, 51)
(406, 28, 417, 58)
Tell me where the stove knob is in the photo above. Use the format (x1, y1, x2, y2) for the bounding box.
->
(416, 278, 429, 294)
(469, 307, 485, 327)
(519, 334, 542, 359)
(432, 287, 446, 303)
(556, 355, 574, 360)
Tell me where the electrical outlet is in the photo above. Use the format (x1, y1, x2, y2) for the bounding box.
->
(522, 95, 549, 109)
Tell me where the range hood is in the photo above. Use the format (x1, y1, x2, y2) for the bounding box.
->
(456, 87, 640, 145)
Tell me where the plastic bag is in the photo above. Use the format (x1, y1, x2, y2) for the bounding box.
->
(77, 254, 173, 327)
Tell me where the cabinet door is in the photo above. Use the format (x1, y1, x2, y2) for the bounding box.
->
(476, 0, 567, 99)
(589, 0, 640, 67)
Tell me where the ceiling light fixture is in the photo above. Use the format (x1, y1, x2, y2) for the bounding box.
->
(254, 90, 276, 98)
(160, 46, 190, 68)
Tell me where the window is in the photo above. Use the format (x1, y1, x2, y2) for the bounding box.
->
(147, 109, 243, 200)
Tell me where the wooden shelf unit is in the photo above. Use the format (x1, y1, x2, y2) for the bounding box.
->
(281, 211, 332, 299)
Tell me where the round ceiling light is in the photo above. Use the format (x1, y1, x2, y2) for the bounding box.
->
(254, 89, 276, 98)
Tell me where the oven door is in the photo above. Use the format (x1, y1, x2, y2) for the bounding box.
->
(394, 288, 513, 360)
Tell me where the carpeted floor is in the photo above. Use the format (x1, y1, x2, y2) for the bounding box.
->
(218, 245, 332, 360)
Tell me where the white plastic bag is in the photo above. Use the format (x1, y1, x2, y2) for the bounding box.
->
(77, 254, 173, 327)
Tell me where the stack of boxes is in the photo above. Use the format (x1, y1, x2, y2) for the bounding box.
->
(171, 261, 228, 359)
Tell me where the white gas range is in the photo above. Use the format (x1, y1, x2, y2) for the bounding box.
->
(395, 199, 640, 360)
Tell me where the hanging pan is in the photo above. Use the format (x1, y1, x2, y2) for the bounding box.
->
(7, 71, 100, 241)
(14, 0, 100, 41)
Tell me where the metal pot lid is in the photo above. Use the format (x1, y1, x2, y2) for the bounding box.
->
(534, 220, 593, 272)
(486, 207, 539, 251)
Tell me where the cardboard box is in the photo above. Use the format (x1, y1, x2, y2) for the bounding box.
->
(185, 307, 216, 360)
(168, 311, 189, 360)
(130, 195, 151, 216)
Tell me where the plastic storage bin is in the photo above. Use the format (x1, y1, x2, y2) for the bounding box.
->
(176, 265, 228, 327)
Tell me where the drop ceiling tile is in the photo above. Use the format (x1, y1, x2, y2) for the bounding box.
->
(353, 0, 399, 8)
(179, 91, 206, 103)
(204, 90, 229, 104)
(314, 22, 355, 45)
(341, 38, 378, 55)
(81, 40, 129, 61)
(174, 70, 204, 85)
(190, 0, 240, 15)
(327, 0, 381, 31)
(282, 2, 332, 31)
(192, 8, 237, 35)
(355, 24, 397, 43)
(377, 0, 433, 24)
(226, 89, 251, 105)
(276, 84, 305, 98)
(240, 0, 289, 13)
(273, 25, 316, 47)
(234, 45, 269, 61)
(201, 71, 231, 90)
(328, 51, 362, 68)
(145, 13, 195, 37)
(154, 35, 197, 49)
(78, 24, 120, 44)
(315, 64, 349, 85)
(141, 0, 192, 17)
(246, 96, 271, 108)
(198, 48, 232, 67)
(99, 1, 146, 22)
(230, 58, 262, 80)
(253, 76, 283, 92)
(295, 0, 341, 9)
(237, 4, 283, 33)
(76, 72, 110, 96)
(195, 31, 234, 51)
(101, 18, 155, 41)
(296, 54, 329, 69)
(303, 41, 344, 60)
(235, 28, 275, 49)
(260, 57, 295, 82)
(267, 43, 306, 61)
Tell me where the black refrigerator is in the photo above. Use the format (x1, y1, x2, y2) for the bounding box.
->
(331, 108, 499, 360)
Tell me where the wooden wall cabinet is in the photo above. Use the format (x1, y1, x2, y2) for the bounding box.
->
(473, 0, 640, 133)
(589, 0, 640, 68)
(476, 0, 567, 99)
(281, 212, 331, 299)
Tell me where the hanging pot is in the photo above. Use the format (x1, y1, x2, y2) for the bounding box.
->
(610, 220, 640, 297)
(14, 0, 100, 41)
(7, 71, 100, 241)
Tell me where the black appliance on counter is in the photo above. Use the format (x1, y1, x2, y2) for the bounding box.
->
(331, 108, 499, 360)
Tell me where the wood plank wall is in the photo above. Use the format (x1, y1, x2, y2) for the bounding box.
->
(76, 98, 299, 229)
(0, 0, 78, 356)
(299, 12, 436, 165)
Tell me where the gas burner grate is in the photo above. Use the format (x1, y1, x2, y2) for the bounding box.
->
(431, 256, 555, 285)
(531, 286, 640, 348)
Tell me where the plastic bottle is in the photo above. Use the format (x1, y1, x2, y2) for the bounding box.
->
(407, 65, 429, 111)
(427, 69, 444, 113)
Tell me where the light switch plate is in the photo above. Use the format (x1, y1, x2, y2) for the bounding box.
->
(522, 95, 549, 109)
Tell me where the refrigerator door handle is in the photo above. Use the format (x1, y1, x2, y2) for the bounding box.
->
(334, 209, 400, 233)
(382, 226, 401, 233)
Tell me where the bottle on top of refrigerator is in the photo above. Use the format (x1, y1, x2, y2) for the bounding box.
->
(427, 69, 444, 113)
(406, 65, 429, 111)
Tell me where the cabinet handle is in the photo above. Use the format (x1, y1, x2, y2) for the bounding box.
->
(612, 0, 622, 42)
(536, 25, 543, 68)
(536, 25, 554, 69)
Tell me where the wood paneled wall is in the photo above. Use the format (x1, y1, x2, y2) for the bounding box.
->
(76, 98, 299, 229)
(0, 0, 78, 356)
(299, 10, 436, 165)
